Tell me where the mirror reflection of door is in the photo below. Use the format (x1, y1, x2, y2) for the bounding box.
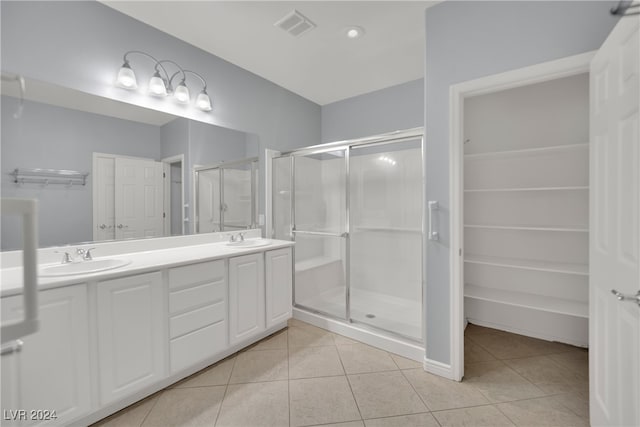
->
(93, 153, 165, 241)
(197, 168, 221, 233)
(195, 157, 258, 233)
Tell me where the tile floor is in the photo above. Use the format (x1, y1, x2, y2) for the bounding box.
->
(94, 320, 589, 427)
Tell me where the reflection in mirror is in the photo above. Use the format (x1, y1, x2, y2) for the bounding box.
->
(1, 76, 258, 250)
(195, 158, 259, 233)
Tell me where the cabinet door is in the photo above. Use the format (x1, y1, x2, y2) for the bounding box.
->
(1, 285, 91, 426)
(265, 248, 292, 328)
(229, 253, 265, 345)
(97, 272, 165, 405)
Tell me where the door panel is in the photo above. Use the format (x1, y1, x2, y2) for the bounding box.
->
(293, 150, 348, 320)
(114, 158, 164, 240)
(589, 15, 640, 427)
(94, 156, 116, 241)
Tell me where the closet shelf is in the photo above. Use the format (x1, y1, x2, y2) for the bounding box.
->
(464, 186, 588, 193)
(464, 284, 588, 318)
(464, 224, 588, 232)
(464, 142, 588, 159)
(464, 254, 588, 276)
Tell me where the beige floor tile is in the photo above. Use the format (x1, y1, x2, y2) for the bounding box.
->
(93, 393, 159, 427)
(289, 345, 345, 379)
(503, 355, 577, 386)
(402, 368, 489, 411)
(247, 330, 288, 351)
(516, 335, 579, 357)
(216, 381, 289, 427)
(336, 343, 398, 374)
(288, 325, 336, 347)
(464, 323, 508, 337)
(172, 357, 235, 388)
(348, 371, 427, 419)
(390, 354, 422, 369)
(433, 405, 515, 427)
(535, 380, 589, 397)
(229, 349, 288, 383)
(364, 413, 439, 427)
(465, 338, 497, 364)
(548, 350, 589, 381)
(141, 387, 225, 427)
(554, 392, 590, 419)
(464, 361, 545, 403)
(290, 376, 361, 426)
(497, 396, 589, 426)
(467, 333, 541, 360)
(333, 333, 359, 346)
(315, 422, 365, 427)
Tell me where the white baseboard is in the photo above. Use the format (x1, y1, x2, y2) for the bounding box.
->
(423, 357, 455, 380)
(465, 297, 588, 347)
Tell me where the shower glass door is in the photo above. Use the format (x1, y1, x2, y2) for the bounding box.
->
(292, 149, 348, 320)
(349, 138, 423, 340)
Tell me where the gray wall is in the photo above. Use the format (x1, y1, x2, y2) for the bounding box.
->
(424, 1, 619, 365)
(1, 95, 162, 250)
(1, 0, 321, 223)
(321, 79, 424, 143)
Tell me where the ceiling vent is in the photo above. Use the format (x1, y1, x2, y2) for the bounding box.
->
(274, 9, 316, 37)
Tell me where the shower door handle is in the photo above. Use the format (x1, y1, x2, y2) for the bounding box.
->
(428, 201, 439, 241)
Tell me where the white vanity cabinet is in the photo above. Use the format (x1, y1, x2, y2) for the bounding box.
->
(96, 272, 165, 406)
(168, 260, 227, 373)
(229, 253, 265, 345)
(265, 247, 293, 328)
(1, 284, 91, 426)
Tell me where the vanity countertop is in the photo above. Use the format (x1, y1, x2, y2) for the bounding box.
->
(1, 239, 294, 297)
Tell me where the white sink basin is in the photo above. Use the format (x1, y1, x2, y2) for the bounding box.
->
(226, 239, 272, 248)
(40, 258, 131, 277)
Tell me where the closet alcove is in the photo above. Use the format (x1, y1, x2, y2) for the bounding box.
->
(463, 73, 589, 346)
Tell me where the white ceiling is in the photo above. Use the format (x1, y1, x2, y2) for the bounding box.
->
(101, 1, 436, 105)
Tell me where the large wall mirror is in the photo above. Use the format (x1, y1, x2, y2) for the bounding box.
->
(1, 76, 259, 251)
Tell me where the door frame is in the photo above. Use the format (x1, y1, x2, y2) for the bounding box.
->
(161, 154, 185, 236)
(448, 51, 595, 381)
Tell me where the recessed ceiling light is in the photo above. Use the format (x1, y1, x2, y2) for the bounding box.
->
(345, 26, 364, 39)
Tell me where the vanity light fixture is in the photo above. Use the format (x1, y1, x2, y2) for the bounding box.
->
(116, 50, 213, 112)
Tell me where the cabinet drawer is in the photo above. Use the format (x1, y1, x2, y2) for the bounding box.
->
(169, 260, 225, 289)
(170, 321, 226, 373)
(169, 279, 225, 314)
(170, 301, 226, 339)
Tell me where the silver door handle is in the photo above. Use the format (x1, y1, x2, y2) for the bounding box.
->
(428, 201, 439, 241)
(99, 224, 107, 230)
(611, 289, 640, 306)
(117, 224, 128, 229)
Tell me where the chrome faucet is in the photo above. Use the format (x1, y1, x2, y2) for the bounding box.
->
(229, 234, 237, 242)
(238, 232, 245, 241)
(76, 247, 96, 261)
(54, 251, 73, 264)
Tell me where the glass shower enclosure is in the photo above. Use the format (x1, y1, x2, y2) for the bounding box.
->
(272, 129, 423, 342)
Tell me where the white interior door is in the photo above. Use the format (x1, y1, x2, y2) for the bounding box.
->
(589, 15, 639, 427)
(115, 157, 164, 240)
(197, 168, 220, 233)
(93, 156, 116, 241)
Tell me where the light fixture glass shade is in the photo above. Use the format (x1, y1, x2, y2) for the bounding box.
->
(196, 90, 212, 111)
(174, 81, 190, 104)
(116, 63, 137, 89)
(148, 71, 167, 96)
